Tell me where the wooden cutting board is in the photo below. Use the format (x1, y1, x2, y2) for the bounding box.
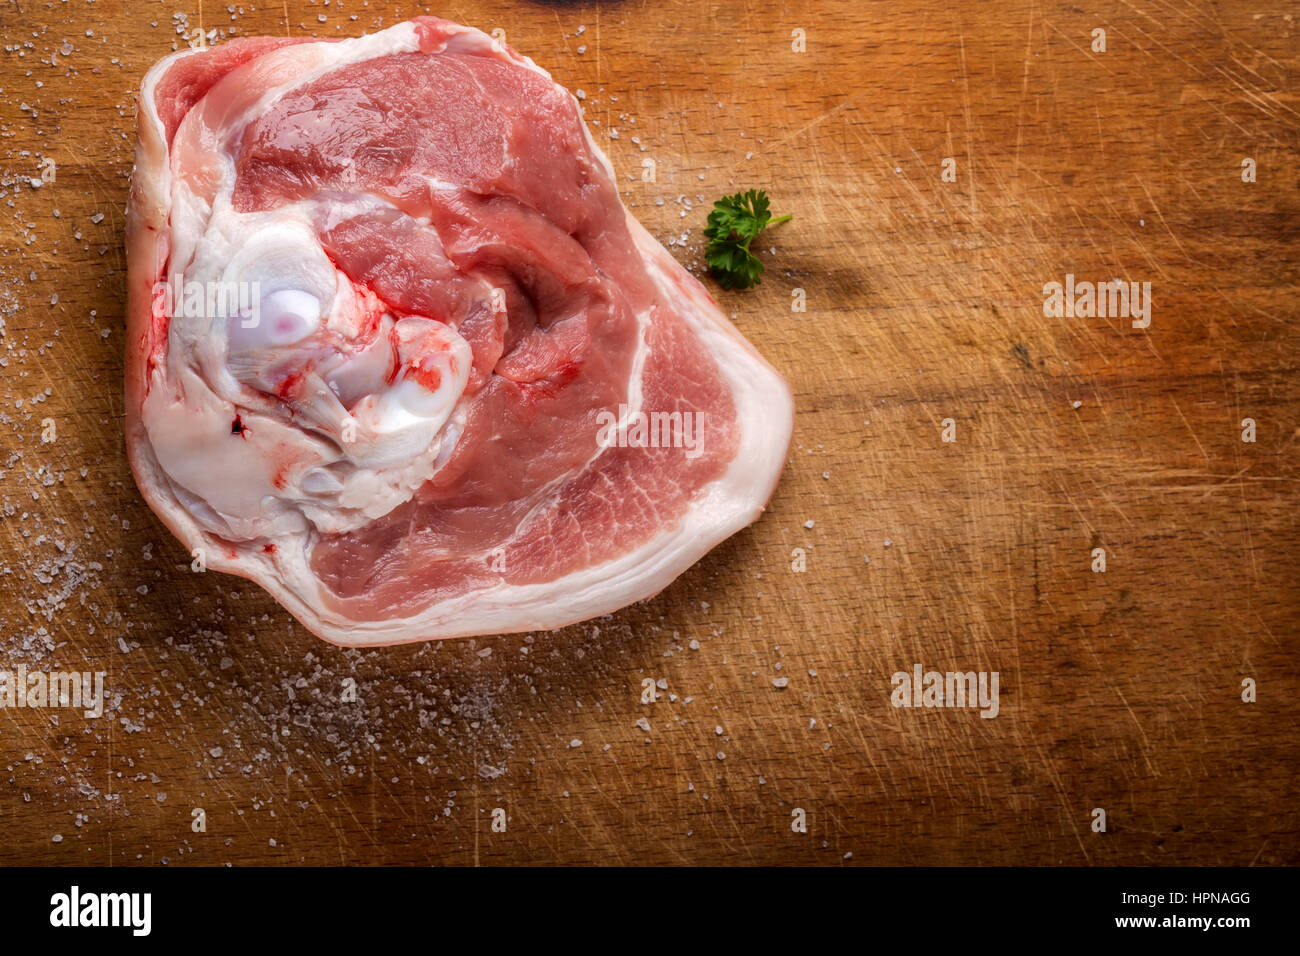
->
(0, 0, 1296, 866)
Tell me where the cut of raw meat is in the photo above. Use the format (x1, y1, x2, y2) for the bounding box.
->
(125, 17, 794, 645)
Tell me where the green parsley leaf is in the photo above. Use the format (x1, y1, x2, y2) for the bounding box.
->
(702, 189, 791, 290)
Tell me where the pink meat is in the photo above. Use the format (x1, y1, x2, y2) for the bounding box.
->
(125, 17, 793, 645)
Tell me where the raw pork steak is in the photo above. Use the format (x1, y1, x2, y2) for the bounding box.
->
(125, 17, 793, 645)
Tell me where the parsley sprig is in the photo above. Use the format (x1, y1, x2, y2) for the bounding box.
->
(703, 189, 792, 290)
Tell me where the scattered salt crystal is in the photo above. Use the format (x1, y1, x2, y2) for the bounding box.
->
(772, 677, 789, 688)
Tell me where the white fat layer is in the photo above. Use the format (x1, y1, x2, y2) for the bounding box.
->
(142, 23, 477, 542)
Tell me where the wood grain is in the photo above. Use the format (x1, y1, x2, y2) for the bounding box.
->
(0, 0, 1296, 865)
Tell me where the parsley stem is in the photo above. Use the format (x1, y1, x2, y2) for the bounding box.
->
(741, 213, 791, 252)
